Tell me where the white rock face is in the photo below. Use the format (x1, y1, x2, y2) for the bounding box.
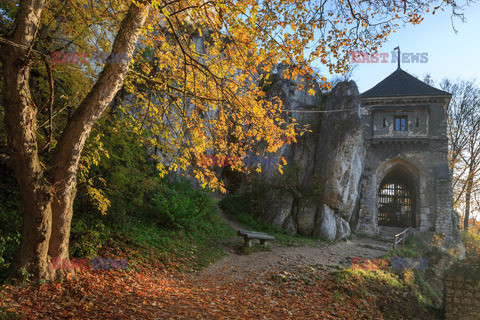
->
(296, 199, 317, 235)
(240, 79, 364, 241)
(313, 204, 337, 241)
(282, 215, 297, 235)
(335, 214, 351, 241)
(315, 81, 365, 222)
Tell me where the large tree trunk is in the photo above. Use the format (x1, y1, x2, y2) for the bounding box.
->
(1, 52, 54, 281)
(0, 0, 54, 281)
(0, 0, 151, 282)
(47, 0, 151, 264)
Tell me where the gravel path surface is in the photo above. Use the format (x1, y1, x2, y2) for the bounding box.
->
(198, 211, 392, 282)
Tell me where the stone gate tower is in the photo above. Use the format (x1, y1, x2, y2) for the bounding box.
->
(355, 68, 459, 242)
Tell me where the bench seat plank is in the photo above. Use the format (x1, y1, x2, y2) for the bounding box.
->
(237, 230, 276, 247)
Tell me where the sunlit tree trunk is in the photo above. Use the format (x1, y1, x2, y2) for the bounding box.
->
(47, 0, 151, 268)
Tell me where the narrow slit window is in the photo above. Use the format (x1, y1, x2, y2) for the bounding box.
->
(394, 116, 408, 131)
(383, 118, 386, 127)
(416, 118, 419, 127)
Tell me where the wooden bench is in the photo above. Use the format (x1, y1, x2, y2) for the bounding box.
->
(237, 230, 276, 247)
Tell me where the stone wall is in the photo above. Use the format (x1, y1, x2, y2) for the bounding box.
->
(443, 264, 480, 320)
(356, 140, 448, 235)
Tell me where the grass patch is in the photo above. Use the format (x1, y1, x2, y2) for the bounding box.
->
(333, 263, 437, 319)
(68, 178, 236, 274)
(334, 262, 403, 290)
(102, 208, 235, 272)
(220, 191, 325, 248)
(378, 234, 450, 316)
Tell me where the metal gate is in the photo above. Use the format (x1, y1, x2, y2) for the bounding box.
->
(378, 180, 414, 227)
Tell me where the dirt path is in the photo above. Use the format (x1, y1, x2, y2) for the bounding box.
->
(198, 212, 392, 282)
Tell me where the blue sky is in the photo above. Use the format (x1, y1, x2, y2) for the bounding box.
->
(340, 3, 480, 93)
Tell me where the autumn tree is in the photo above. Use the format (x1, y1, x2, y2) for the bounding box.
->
(0, 0, 466, 281)
(442, 78, 480, 230)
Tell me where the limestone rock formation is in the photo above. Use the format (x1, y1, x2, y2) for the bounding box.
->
(335, 215, 351, 241)
(315, 81, 365, 222)
(296, 199, 317, 236)
(282, 215, 297, 235)
(313, 204, 337, 241)
(241, 76, 365, 241)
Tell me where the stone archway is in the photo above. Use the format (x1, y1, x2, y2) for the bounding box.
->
(378, 172, 415, 227)
(376, 159, 420, 229)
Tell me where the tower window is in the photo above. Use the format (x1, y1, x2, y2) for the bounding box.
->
(394, 116, 407, 131)
(383, 118, 386, 127)
(416, 118, 419, 127)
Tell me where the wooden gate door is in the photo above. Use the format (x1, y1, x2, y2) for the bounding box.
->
(378, 180, 414, 228)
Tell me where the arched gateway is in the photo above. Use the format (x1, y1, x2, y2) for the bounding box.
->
(355, 67, 457, 240)
(378, 166, 416, 228)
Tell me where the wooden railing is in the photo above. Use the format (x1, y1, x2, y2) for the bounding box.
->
(393, 226, 412, 250)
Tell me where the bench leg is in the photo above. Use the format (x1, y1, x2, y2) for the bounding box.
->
(244, 238, 252, 247)
(259, 239, 266, 245)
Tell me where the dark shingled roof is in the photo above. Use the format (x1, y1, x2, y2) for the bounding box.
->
(361, 68, 451, 98)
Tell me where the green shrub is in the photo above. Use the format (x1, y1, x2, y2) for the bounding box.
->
(0, 231, 20, 266)
(220, 192, 277, 232)
(0, 110, 235, 276)
(69, 220, 108, 258)
(149, 178, 217, 230)
(68, 112, 235, 270)
(0, 161, 21, 280)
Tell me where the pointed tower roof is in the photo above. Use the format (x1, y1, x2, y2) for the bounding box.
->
(361, 69, 451, 98)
